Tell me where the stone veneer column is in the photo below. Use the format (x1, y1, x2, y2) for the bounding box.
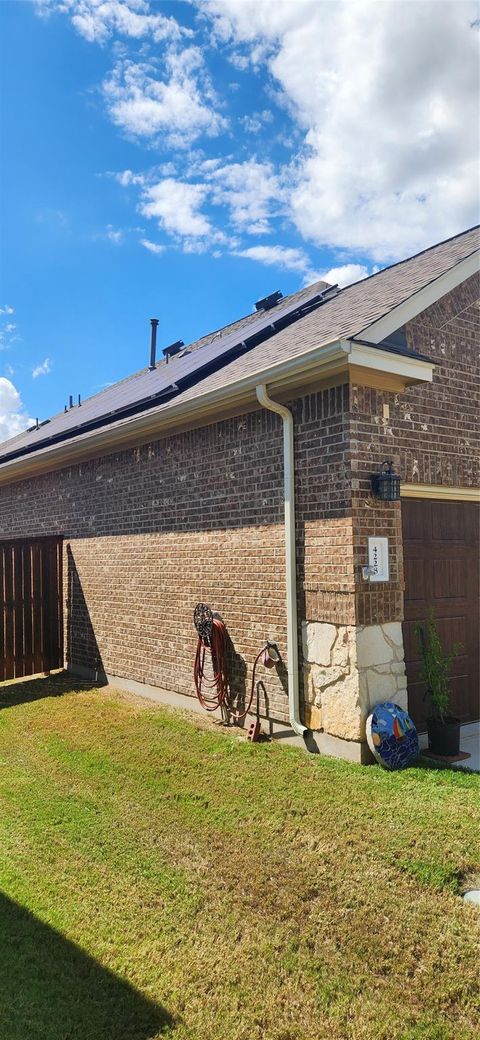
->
(299, 477, 408, 744)
(302, 620, 408, 740)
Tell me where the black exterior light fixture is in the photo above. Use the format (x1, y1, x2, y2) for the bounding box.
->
(371, 461, 401, 501)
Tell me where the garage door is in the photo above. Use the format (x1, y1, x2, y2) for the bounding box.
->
(402, 499, 479, 731)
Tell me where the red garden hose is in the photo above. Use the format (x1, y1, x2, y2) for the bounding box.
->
(194, 616, 230, 713)
(194, 614, 267, 721)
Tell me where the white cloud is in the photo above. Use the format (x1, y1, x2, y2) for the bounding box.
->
(240, 114, 262, 135)
(312, 264, 370, 289)
(126, 165, 371, 271)
(113, 169, 146, 187)
(0, 309, 20, 350)
(240, 109, 273, 134)
(103, 49, 227, 147)
(32, 0, 479, 272)
(140, 178, 213, 238)
(105, 225, 124, 244)
(92, 224, 125, 244)
(140, 238, 165, 254)
(232, 247, 372, 289)
(37, 4, 225, 150)
(0, 378, 31, 442)
(234, 244, 310, 274)
(32, 358, 52, 378)
(204, 0, 480, 262)
(205, 2, 300, 46)
(34, 0, 185, 45)
(208, 159, 283, 234)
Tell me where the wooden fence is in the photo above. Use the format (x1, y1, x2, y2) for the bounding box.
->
(0, 537, 63, 682)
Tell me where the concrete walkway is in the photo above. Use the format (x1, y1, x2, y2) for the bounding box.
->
(419, 721, 480, 772)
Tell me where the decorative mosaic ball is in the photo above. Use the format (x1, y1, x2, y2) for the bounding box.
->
(366, 702, 420, 770)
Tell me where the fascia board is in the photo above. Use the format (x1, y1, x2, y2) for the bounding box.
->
(344, 341, 435, 383)
(0, 341, 347, 485)
(0, 336, 434, 487)
(358, 250, 479, 344)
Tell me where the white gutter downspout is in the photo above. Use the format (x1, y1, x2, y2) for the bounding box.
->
(256, 384, 307, 738)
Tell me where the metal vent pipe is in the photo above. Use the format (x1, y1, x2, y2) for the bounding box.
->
(149, 318, 159, 370)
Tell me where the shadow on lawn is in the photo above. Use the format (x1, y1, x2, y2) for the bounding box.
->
(0, 672, 99, 712)
(0, 892, 175, 1040)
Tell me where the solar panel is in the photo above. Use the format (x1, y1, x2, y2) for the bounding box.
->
(0, 282, 337, 464)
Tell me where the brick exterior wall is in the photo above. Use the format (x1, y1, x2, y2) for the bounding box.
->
(0, 274, 477, 731)
(348, 272, 480, 628)
(0, 387, 350, 723)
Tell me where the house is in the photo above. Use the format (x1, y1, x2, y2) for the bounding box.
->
(0, 226, 478, 763)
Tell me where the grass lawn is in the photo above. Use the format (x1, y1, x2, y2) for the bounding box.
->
(0, 675, 479, 1040)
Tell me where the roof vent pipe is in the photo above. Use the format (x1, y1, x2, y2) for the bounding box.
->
(69, 395, 73, 409)
(149, 318, 159, 371)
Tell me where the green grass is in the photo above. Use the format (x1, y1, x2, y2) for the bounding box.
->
(0, 675, 479, 1040)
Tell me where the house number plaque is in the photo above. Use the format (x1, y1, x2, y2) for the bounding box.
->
(367, 536, 389, 582)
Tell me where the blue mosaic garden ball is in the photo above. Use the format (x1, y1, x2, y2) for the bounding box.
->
(366, 702, 420, 770)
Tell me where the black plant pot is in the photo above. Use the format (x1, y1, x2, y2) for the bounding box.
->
(427, 716, 461, 757)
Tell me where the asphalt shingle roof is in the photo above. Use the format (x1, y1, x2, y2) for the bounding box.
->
(1, 224, 478, 466)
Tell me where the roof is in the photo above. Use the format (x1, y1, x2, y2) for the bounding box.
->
(0, 277, 333, 460)
(1, 224, 479, 473)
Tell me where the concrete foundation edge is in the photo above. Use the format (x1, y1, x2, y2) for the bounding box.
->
(67, 666, 374, 765)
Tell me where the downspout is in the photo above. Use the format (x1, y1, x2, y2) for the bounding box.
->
(255, 384, 307, 738)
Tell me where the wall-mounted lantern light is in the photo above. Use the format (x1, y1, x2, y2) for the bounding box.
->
(371, 461, 401, 501)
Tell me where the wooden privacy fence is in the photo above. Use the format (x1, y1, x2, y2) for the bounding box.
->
(0, 537, 63, 682)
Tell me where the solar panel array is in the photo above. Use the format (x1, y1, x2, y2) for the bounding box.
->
(0, 282, 336, 463)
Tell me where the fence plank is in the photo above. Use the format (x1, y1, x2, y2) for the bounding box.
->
(0, 537, 63, 681)
(23, 544, 34, 677)
(4, 544, 14, 680)
(0, 546, 5, 682)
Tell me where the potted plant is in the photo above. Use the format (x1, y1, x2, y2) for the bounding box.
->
(415, 613, 462, 756)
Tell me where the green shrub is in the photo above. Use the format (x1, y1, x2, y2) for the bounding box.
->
(415, 613, 461, 722)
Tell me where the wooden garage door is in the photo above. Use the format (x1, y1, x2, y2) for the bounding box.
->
(402, 499, 479, 730)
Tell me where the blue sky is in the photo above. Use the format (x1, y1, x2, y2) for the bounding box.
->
(0, 0, 478, 440)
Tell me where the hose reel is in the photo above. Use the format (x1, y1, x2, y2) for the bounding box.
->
(193, 602, 214, 644)
(193, 602, 279, 726)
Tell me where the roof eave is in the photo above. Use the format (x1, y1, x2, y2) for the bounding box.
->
(358, 248, 479, 344)
(0, 339, 434, 487)
(342, 340, 434, 387)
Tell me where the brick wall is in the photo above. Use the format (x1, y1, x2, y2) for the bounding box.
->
(0, 386, 351, 723)
(0, 274, 477, 728)
(348, 272, 480, 627)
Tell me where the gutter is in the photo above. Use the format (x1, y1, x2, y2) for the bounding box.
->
(255, 384, 307, 739)
(0, 340, 347, 483)
(0, 339, 435, 487)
